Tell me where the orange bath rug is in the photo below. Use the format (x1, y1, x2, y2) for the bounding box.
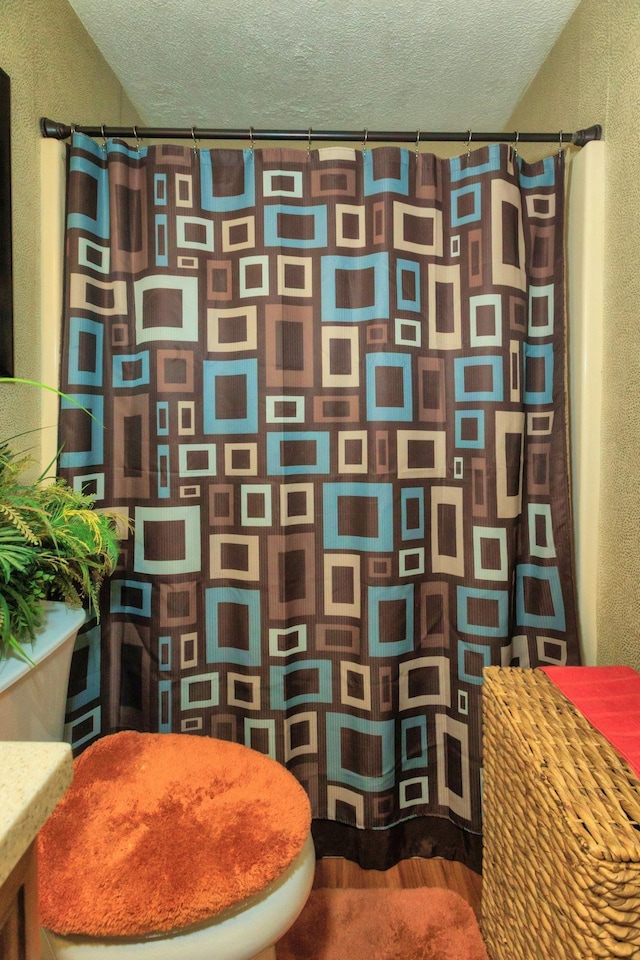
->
(38, 730, 311, 938)
(276, 887, 489, 960)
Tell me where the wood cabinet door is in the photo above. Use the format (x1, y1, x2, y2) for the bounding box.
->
(0, 843, 39, 960)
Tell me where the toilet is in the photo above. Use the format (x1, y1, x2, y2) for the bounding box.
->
(41, 834, 315, 960)
(38, 731, 315, 960)
(1, 604, 314, 960)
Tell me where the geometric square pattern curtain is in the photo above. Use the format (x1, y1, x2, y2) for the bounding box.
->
(58, 133, 579, 870)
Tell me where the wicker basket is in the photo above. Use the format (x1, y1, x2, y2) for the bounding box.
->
(482, 667, 640, 960)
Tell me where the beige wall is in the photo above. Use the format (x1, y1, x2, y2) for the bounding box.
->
(0, 0, 141, 457)
(508, 0, 640, 668)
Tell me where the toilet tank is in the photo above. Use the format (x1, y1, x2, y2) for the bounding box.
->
(0, 602, 85, 742)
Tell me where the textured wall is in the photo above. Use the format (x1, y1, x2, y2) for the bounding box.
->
(0, 0, 141, 457)
(508, 0, 640, 668)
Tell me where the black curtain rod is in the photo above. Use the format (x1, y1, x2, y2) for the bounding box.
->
(40, 118, 602, 147)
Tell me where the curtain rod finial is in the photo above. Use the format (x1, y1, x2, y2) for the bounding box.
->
(572, 124, 602, 146)
(40, 117, 72, 139)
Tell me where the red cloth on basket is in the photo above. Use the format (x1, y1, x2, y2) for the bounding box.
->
(541, 666, 640, 777)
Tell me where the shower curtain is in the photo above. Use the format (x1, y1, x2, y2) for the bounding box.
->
(58, 132, 579, 871)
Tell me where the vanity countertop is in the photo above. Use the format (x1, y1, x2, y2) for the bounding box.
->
(0, 741, 73, 887)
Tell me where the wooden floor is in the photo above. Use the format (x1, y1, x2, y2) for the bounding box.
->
(313, 857, 483, 920)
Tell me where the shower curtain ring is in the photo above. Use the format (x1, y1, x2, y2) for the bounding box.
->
(558, 130, 564, 156)
(191, 126, 200, 157)
(362, 127, 368, 153)
(308, 127, 313, 156)
(133, 125, 141, 153)
(512, 130, 519, 161)
(466, 130, 472, 162)
(101, 124, 107, 152)
(415, 130, 421, 159)
(249, 126, 255, 151)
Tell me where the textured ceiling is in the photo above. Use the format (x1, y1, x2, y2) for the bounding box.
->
(67, 0, 582, 132)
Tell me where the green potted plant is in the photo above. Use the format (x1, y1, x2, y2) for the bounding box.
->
(0, 378, 120, 657)
(0, 439, 120, 661)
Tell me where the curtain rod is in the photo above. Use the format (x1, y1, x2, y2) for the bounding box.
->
(40, 118, 602, 147)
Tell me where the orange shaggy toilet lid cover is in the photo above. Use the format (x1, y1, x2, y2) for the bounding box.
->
(38, 730, 312, 938)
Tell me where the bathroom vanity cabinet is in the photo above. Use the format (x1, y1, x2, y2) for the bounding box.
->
(0, 841, 38, 959)
(0, 742, 73, 960)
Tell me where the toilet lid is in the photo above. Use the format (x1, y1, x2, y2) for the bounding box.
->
(38, 730, 311, 937)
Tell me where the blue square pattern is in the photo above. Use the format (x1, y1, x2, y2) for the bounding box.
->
(472, 526, 508, 581)
(455, 410, 485, 449)
(158, 679, 172, 732)
(69, 707, 101, 751)
(518, 156, 555, 189)
(68, 138, 110, 238)
(368, 584, 415, 657)
(267, 431, 331, 475)
(244, 720, 277, 759)
(401, 488, 425, 541)
(68, 317, 104, 386)
(528, 284, 555, 337)
(457, 586, 509, 638)
(203, 359, 258, 434)
(108, 140, 148, 160)
(157, 402, 170, 437)
(205, 586, 262, 666)
(458, 640, 492, 686)
(366, 352, 413, 421)
(154, 173, 167, 206)
(323, 482, 394, 552)
(133, 505, 202, 575)
(449, 144, 501, 182)
(241, 484, 273, 526)
(401, 716, 428, 770)
(270, 660, 333, 710)
(454, 356, 504, 403)
(66, 625, 101, 712)
(451, 183, 482, 227)
(158, 637, 172, 672)
(59, 394, 104, 469)
(327, 713, 397, 792)
(110, 579, 152, 617)
(72, 472, 105, 499)
(264, 204, 328, 249)
(515, 564, 566, 631)
(321, 253, 390, 322)
(113, 351, 150, 389)
(523, 343, 554, 405)
(363, 150, 409, 196)
(199, 149, 255, 212)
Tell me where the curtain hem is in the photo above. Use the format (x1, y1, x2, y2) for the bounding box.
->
(311, 817, 483, 874)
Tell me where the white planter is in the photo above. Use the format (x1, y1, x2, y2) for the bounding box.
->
(0, 602, 85, 742)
